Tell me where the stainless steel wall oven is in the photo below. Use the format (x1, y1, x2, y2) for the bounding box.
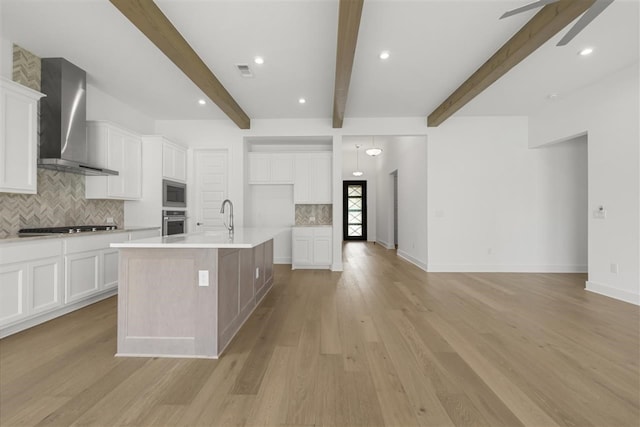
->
(162, 210, 186, 236)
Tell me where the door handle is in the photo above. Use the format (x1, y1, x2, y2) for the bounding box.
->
(196, 222, 204, 226)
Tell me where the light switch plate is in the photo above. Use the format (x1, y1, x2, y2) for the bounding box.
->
(198, 270, 209, 287)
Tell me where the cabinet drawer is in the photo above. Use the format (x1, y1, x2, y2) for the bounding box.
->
(292, 227, 314, 238)
(0, 239, 62, 265)
(64, 232, 129, 254)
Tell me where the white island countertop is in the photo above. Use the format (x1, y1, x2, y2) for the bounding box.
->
(111, 228, 285, 249)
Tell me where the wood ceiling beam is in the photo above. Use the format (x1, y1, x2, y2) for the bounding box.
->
(427, 0, 595, 127)
(110, 0, 250, 129)
(332, 0, 365, 128)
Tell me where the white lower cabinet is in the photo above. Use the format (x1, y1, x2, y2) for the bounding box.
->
(65, 250, 101, 303)
(102, 249, 120, 290)
(292, 227, 332, 269)
(0, 240, 63, 328)
(0, 263, 27, 325)
(0, 229, 159, 338)
(30, 256, 63, 315)
(64, 232, 129, 302)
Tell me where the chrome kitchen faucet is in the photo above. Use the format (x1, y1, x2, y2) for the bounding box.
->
(220, 199, 234, 237)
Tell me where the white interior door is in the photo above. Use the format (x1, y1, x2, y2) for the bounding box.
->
(194, 150, 228, 232)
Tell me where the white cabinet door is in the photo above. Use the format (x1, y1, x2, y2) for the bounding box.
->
(294, 154, 310, 203)
(107, 128, 126, 197)
(65, 251, 100, 303)
(270, 154, 294, 183)
(162, 142, 187, 182)
(173, 146, 187, 182)
(102, 249, 119, 290)
(0, 263, 27, 326)
(248, 153, 294, 184)
(310, 153, 332, 203)
(293, 153, 332, 203)
(30, 256, 63, 315)
(313, 237, 332, 265)
(123, 133, 142, 199)
(0, 79, 43, 194)
(292, 235, 313, 266)
(248, 153, 270, 183)
(85, 122, 142, 200)
(292, 227, 332, 269)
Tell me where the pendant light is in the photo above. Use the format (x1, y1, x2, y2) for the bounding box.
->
(352, 144, 364, 177)
(366, 136, 383, 157)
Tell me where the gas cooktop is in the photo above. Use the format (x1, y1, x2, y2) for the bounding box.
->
(18, 225, 118, 236)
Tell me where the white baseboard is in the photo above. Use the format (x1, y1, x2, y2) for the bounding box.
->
(586, 281, 640, 305)
(425, 264, 588, 273)
(397, 250, 428, 272)
(274, 257, 291, 264)
(376, 239, 395, 250)
(0, 288, 118, 339)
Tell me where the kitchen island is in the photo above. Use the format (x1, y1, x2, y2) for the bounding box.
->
(111, 228, 282, 359)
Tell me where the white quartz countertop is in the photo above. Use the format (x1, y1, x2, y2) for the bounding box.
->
(111, 228, 285, 249)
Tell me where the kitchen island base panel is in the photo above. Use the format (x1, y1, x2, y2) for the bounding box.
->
(117, 240, 274, 359)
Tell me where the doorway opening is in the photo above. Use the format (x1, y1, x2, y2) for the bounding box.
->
(392, 170, 398, 249)
(343, 180, 367, 241)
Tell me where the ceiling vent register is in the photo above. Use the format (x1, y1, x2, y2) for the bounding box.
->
(236, 64, 254, 78)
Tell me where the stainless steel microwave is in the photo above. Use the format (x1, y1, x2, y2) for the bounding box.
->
(162, 179, 186, 208)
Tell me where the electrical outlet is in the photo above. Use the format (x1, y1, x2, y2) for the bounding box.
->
(487, 247, 493, 255)
(106, 217, 114, 224)
(309, 216, 316, 222)
(198, 270, 209, 287)
(610, 263, 619, 274)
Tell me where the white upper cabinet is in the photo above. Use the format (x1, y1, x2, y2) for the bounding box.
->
(248, 153, 294, 184)
(294, 152, 332, 204)
(0, 78, 45, 194)
(162, 140, 187, 183)
(85, 121, 142, 200)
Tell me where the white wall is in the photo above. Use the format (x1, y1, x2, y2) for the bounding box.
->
(87, 84, 155, 134)
(375, 136, 429, 269)
(427, 116, 588, 273)
(0, 35, 12, 79)
(529, 63, 640, 304)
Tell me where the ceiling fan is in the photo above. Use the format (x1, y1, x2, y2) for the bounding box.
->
(500, 0, 614, 46)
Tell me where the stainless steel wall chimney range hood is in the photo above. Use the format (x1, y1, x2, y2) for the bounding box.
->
(38, 58, 118, 176)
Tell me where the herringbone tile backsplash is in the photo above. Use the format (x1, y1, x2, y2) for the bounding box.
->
(0, 169, 124, 238)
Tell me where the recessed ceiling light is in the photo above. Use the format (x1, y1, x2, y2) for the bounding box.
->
(198, 99, 206, 105)
(298, 98, 306, 104)
(579, 47, 594, 56)
(547, 93, 559, 100)
(379, 51, 390, 60)
(254, 56, 264, 65)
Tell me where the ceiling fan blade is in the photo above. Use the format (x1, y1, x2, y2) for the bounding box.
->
(557, 0, 614, 46)
(500, 0, 559, 19)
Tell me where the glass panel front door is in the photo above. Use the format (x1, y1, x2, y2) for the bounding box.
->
(343, 181, 367, 240)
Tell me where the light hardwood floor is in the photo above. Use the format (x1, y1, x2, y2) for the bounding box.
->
(1, 242, 639, 426)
